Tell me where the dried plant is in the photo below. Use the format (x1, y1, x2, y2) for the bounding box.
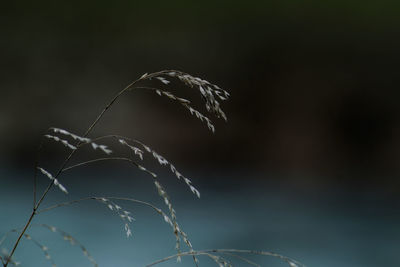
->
(0, 70, 305, 267)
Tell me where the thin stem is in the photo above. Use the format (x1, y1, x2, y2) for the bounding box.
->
(61, 157, 157, 178)
(37, 197, 93, 214)
(33, 136, 46, 209)
(3, 211, 35, 267)
(82, 134, 132, 143)
(80, 134, 147, 150)
(218, 252, 260, 267)
(37, 196, 165, 215)
(106, 197, 166, 214)
(146, 251, 210, 267)
(145, 249, 306, 267)
(61, 157, 140, 172)
(128, 86, 162, 92)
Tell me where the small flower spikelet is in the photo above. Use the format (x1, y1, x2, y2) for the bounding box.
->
(50, 128, 112, 155)
(118, 139, 143, 160)
(118, 137, 200, 198)
(155, 76, 170, 85)
(51, 128, 91, 143)
(90, 142, 112, 155)
(37, 167, 68, 194)
(151, 87, 215, 132)
(44, 135, 77, 150)
(151, 179, 198, 263)
(141, 70, 229, 133)
(156, 71, 229, 121)
(208, 254, 231, 267)
(95, 198, 134, 238)
(153, 180, 180, 250)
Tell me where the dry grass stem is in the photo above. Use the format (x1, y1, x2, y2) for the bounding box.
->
(217, 252, 260, 267)
(2, 70, 304, 267)
(61, 157, 157, 178)
(146, 249, 305, 267)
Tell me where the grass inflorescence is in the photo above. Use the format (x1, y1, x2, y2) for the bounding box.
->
(0, 70, 304, 267)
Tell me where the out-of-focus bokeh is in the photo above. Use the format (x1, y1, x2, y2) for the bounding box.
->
(1, 1, 400, 266)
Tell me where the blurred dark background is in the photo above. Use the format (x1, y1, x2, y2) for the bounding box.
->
(1, 1, 400, 266)
(2, 0, 400, 184)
